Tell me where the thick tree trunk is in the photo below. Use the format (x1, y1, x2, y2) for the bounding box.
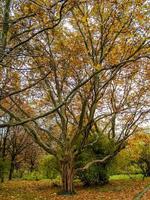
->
(60, 157, 75, 195)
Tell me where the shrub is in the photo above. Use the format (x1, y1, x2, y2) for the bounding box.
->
(39, 155, 59, 179)
(78, 163, 109, 186)
(0, 158, 10, 181)
(23, 170, 43, 180)
(76, 134, 115, 186)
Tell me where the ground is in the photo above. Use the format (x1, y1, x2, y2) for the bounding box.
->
(0, 177, 150, 200)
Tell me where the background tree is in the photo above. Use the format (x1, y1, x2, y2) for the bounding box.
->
(109, 131, 150, 177)
(127, 132, 150, 178)
(0, 116, 10, 182)
(137, 144, 150, 177)
(23, 142, 42, 174)
(6, 126, 32, 180)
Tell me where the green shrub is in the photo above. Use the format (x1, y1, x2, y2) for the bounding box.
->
(76, 134, 115, 186)
(39, 155, 59, 179)
(23, 170, 43, 180)
(0, 158, 10, 181)
(78, 164, 109, 186)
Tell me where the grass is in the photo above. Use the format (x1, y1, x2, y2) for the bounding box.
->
(0, 177, 150, 200)
(110, 174, 144, 180)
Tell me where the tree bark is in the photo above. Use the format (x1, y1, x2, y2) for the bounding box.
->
(9, 159, 14, 180)
(146, 165, 150, 177)
(1, 171, 4, 183)
(60, 157, 75, 194)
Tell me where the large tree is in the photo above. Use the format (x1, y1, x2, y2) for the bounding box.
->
(0, 0, 149, 194)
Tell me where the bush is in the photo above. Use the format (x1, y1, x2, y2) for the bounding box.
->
(23, 170, 43, 180)
(76, 134, 115, 186)
(78, 164, 109, 186)
(0, 158, 10, 181)
(39, 155, 59, 179)
(21, 155, 59, 180)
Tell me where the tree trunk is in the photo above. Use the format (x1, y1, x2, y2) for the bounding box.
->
(9, 160, 14, 180)
(1, 174, 4, 183)
(144, 161, 150, 177)
(1, 130, 8, 183)
(0, 169, 4, 183)
(60, 157, 75, 195)
(146, 167, 150, 177)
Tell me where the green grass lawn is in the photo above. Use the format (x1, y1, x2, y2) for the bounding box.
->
(110, 174, 144, 180)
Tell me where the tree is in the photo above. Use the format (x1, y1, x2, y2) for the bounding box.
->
(6, 126, 32, 180)
(0, 0, 149, 194)
(110, 131, 150, 177)
(137, 143, 150, 177)
(128, 132, 150, 177)
(23, 142, 42, 174)
(0, 116, 10, 182)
